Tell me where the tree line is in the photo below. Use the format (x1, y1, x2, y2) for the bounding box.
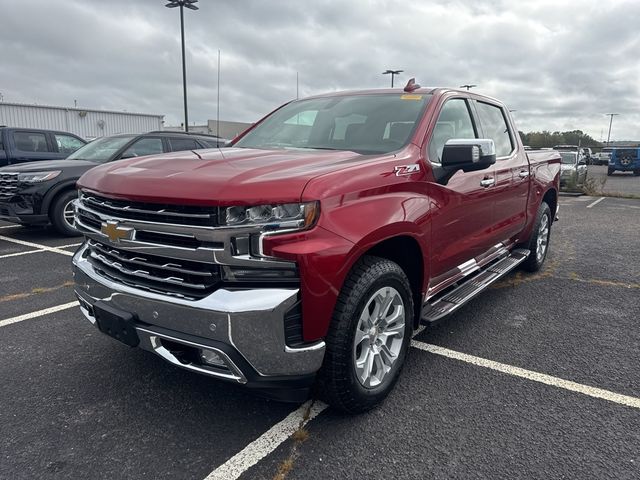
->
(517, 130, 602, 149)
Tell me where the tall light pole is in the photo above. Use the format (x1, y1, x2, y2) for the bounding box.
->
(383, 69, 403, 88)
(460, 84, 477, 91)
(605, 113, 619, 145)
(165, 0, 199, 132)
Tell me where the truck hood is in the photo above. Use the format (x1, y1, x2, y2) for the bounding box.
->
(1, 159, 98, 172)
(78, 147, 369, 205)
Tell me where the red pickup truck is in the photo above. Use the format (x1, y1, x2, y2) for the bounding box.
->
(72, 85, 560, 413)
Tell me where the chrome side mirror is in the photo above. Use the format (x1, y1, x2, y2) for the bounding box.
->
(441, 138, 497, 173)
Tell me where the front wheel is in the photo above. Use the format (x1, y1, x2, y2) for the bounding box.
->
(634, 169, 640, 177)
(520, 202, 551, 272)
(607, 167, 614, 176)
(316, 256, 414, 413)
(50, 190, 80, 236)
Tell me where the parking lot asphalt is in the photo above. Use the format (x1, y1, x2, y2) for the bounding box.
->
(587, 165, 640, 196)
(1, 197, 639, 480)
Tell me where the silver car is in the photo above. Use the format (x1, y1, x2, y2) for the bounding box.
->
(559, 151, 588, 189)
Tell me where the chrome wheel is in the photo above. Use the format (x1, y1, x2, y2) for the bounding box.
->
(353, 286, 406, 388)
(536, 213, 549, 262)
(63, 200, 75, 229)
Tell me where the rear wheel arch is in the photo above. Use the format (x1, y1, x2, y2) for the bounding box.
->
(542, 188, 557, 223)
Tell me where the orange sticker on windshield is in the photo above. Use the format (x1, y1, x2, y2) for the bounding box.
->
(400, 94, 423, 100)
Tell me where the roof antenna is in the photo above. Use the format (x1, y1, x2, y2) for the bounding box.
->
(403, 78, 421, 92)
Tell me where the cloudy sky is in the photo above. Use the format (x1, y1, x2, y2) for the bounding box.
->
(1, 0, 639, 140)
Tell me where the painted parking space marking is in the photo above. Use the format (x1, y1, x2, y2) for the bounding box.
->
(204, 400, 328, 480)
(411, 340, 640, 410)
(0, 225, 20, 229)
(0, 243, 81, 259)
(586, 197, 606, 208)
(0, 234, 74, 256)
(0, 301, 79, 328)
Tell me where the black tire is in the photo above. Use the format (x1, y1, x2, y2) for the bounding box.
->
(520, 201, 551, 273)
(634, 170, 640, 177)
(316, 255, 414, 413)
(607, 167, 614, 176)
(50, 190, 80, 236)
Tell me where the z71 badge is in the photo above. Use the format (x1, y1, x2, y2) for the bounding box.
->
(394, 164, 421, 176)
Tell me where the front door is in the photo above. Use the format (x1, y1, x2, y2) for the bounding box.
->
(425, 98, 498, 292)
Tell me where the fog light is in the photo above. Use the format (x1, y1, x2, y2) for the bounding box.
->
(200, 349, 226, 367)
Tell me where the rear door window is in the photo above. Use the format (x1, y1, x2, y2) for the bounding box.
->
(168, 137, 200, 152)
(55, 134, 85, 155)
(13, 131, 51, 152)
(120, 137, 164, 158)
(475, 102, 514, 157)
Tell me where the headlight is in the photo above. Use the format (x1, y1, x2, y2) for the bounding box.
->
(222, 201, 319, 230)
(18, 171, 61, 183)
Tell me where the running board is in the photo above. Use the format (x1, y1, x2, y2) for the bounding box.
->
(421, 248, 530, 324)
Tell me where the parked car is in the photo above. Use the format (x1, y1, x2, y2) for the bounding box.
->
(0, 131, 226, 235)
(559, 151, 588, 189)
(608, 147, 640, 176)
(72, 85, 560, 412)
(0, 127, 87, 167)
(593, 150, 611, 166)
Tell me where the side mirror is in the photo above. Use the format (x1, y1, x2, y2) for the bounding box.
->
(441, 139, 496, 172)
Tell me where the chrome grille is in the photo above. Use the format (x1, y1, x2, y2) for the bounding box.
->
(80, 193, 219, 227)
(0, 173, 19, 200)
(86, 239, 221, 300)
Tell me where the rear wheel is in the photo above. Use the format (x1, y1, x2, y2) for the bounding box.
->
(607, 167, 614, 176)
(316, 256, 413, 413)
(520, 202, 551, 272)
(634, 170, 640, 177)
(50, 190, 79, 236)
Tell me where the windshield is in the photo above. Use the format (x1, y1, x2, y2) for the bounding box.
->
(67, 135, 135, 162)
(234, 94, 431, 154)
(560, 152, 577, 164)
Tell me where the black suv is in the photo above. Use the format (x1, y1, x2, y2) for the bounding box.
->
(0, 131, 225, 235)
(0, 127, 87, 166)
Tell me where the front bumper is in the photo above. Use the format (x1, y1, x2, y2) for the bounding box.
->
(0, 199, 48, 225)
(72, 243, 325, 398)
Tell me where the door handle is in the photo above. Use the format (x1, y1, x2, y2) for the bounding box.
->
(518, 170, 530, 178)
(480, 178, 495, 188)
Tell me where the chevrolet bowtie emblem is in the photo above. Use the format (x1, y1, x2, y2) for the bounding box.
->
(100, 221, 133, 243)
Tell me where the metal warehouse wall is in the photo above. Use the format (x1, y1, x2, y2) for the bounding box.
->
(0, 103, 164, 139)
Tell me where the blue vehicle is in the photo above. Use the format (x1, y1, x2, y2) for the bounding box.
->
(608, 147, 640, 176)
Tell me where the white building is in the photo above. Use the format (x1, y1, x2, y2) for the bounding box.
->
(0, 102, 164, 139)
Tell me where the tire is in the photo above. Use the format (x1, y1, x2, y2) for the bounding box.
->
(50, 190, 80, 236)
(316, 255, 414, 413)
(607, 167, 614, 176)
(520, 201, 551, 273)
(634, 170, 640, 177)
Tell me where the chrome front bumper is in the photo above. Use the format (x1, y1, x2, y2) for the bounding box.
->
(72, 243, 325, 382)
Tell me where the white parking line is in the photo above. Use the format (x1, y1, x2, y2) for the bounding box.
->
(204, 400, 328, 480)
(411, 340, 640, 410)
(0, 301, 79, 328)
(0, 242, 81, 259)
(0, 234, 74, 256)
(0, 225, 19, 229)
(586, 197, 606, 208)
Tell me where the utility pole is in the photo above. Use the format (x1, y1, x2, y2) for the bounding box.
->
(460, 84, 477, 91)
(382, 69, 403, 88)
(165, 0, 199, 132)
(296, 71, 299, 100)
(605, 113, 619, 145)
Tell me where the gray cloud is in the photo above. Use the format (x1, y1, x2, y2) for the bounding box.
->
(0, 0, 638, 140)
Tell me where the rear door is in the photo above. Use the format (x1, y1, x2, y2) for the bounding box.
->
(425, 97, 498, 288)
(474, 101, 529, 243)
(167, 136, 200, 153)
(9, 130, 59, 164)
